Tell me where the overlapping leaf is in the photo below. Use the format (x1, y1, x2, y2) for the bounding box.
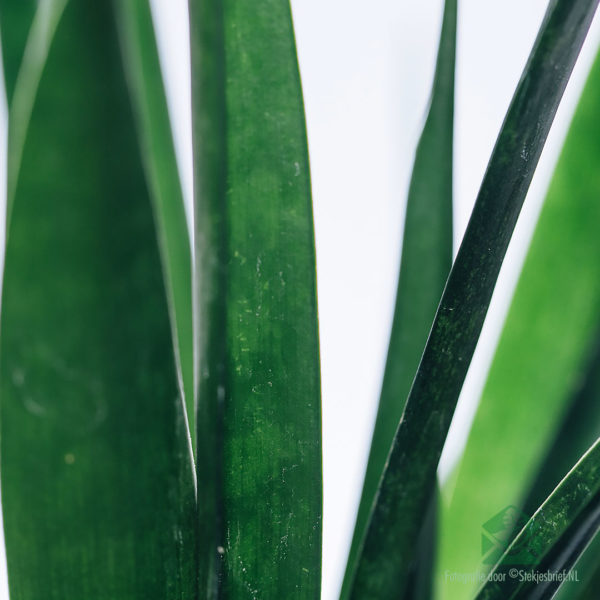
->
(440, 46, 600, 600)
(0, 2, 196, 598)
(115, 0, 195, 447)
(475, 438, 600, 600)
(341, 0, 456, 597)
(346, 1, 600, 598)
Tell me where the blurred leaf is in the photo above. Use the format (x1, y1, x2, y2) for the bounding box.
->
(0, 2, 196, 598)
(3, 0, 68, 220)
(189, 0, 322, 597)
(0, 0, 36, 102)
(114, 0, 195, 449)
(555, 532, 600, 599)
(341, 0, 456, 596)
(529, 334, 600, 600)
(345, 1, 599, 598)
(522, 335, 600, 516)
(439, 47, 600, 599)
(474, 437, 600, 600)
(404, 490, 439, 600)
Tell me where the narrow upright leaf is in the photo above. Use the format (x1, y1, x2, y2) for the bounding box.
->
(346, 1, 599, 598)
(3, 0, 68, 218)
(439, 48, 600, 599)
(189, 1, 322, 598)
(114, 0, 195, 447)
(474, 438, 600, 600)
(0, 0, 37, 102)
(522, 336, 600, 516)
(0, 2, 196, 598)
(555, 533, 600, 599)
(342, 0, 456, 596)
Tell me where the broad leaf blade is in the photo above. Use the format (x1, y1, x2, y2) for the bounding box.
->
(0, 2, 196, 598)
(346, 1, 599, 598)
(439, 47, 600, 599)
(341, 1, 456, 596)
(474, 438, 600, 600)
(114, 0, 195, 448)
(189, 0, 322, 598)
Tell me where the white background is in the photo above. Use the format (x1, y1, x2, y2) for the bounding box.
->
(1, 1, 600, 599)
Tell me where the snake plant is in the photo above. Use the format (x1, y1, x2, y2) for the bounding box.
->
(0, 1, 599, 599)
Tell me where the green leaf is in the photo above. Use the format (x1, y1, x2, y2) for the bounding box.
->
(0, 0, 37, 102)
(341, 0, 456, 596)
(474, 437, 600, 600)
(555, 533, 600, 599)
(114, 0, 195, 449)
(345, 1, 599, 598)
(439, 47, 600, 600)
(0, 2, 196, 598)
(522, 336, 600, 516)
(189, 0, 322, 598)
(4, 0, 68, 220)
(404, 490, 439, 600)
(530, 336, 600, 600)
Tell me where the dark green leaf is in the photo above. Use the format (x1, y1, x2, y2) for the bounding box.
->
(554, 533, 600, 599)
(404, 489, 439, 600)
(189, 0, 322, 597)
(474, 438, 600, 600)
(346, 1, 599, 598)
(439, 47, 600, 598)
(114, 0, 195, 448)
(0, 2, 196, 598)
(341, 0, 456, 596)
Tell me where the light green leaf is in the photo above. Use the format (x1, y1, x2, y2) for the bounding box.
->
(189, 0, 322, 597)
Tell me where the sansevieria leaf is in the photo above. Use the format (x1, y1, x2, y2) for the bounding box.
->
(3, 0, 67, 219)
(474, 437, 600, 600)
(440, 46, 600, 600)
(342, 0, 456, 597)
(346, 1, 599, 598)
(114, 0, 195, 447)
(189, 0, 322, 598)
(539, 339, 600, 600)
(0, 2, 196, 598)
(0, 0, 36, 102)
